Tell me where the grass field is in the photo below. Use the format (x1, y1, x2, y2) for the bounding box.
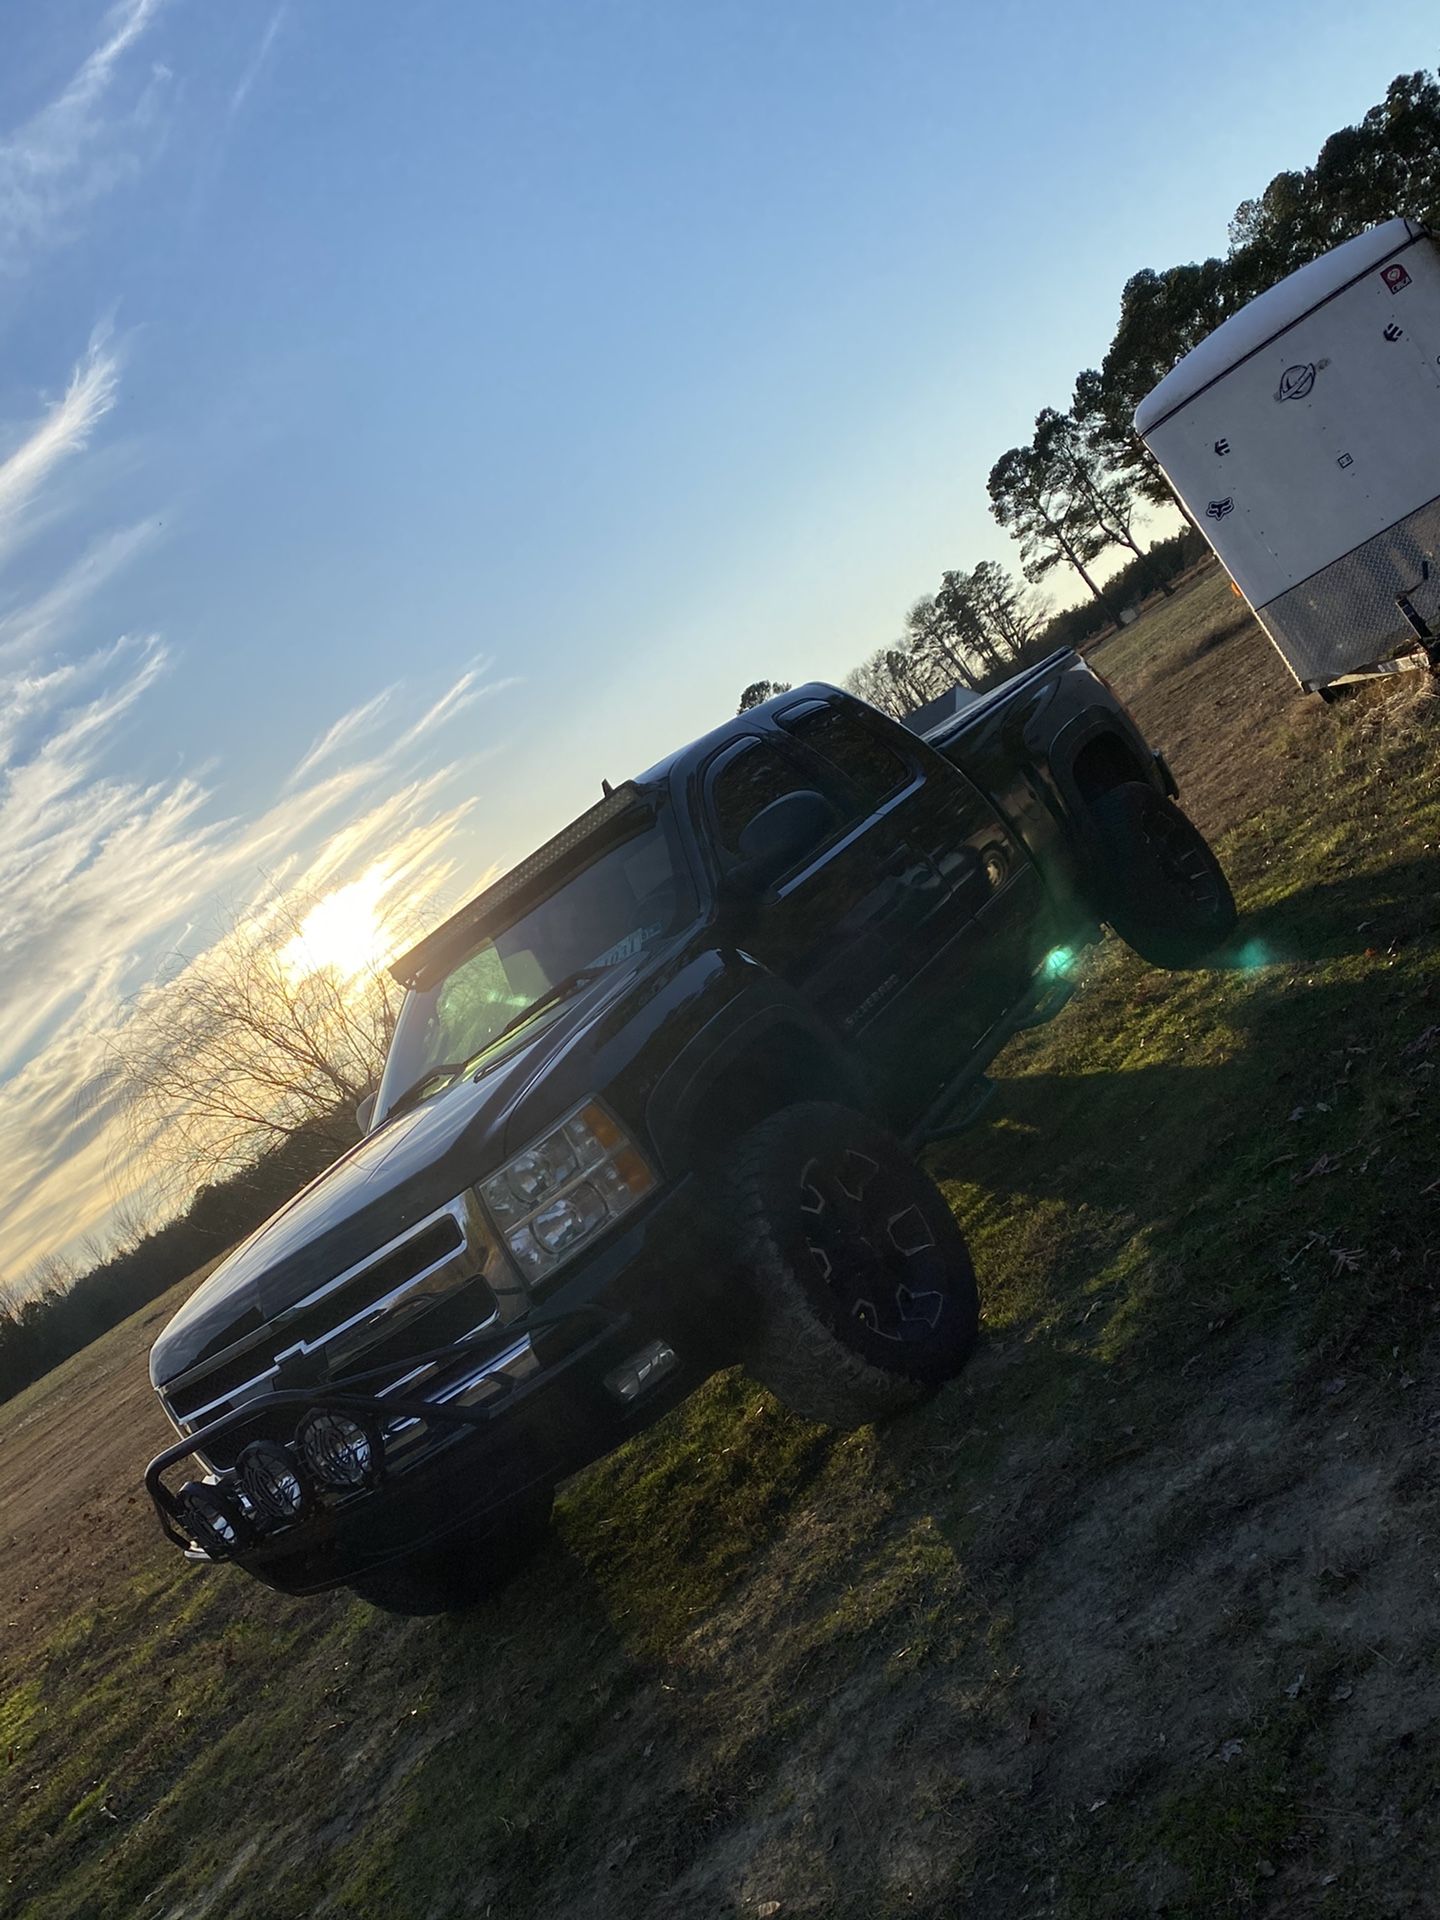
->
(5, 563, 1440, 1919)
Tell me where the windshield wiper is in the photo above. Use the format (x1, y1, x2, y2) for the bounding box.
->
(487, 965, 611, 1048)
(382, 1058, 476, 1121)
(382, 968, 613, 1122)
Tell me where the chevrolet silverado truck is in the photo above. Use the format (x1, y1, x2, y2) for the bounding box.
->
(145, 655, 1235, 1614)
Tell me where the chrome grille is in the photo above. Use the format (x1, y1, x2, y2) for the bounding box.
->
(160, 1192, 526, 1447)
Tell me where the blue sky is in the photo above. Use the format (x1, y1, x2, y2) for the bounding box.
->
(0, 0, 1435, 1277)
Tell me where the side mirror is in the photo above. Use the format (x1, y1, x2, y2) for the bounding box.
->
(355, 1091, 377, 1136)
(733, 789, 836, 893)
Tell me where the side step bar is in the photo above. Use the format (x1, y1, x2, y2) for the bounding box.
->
(911, 970, 1078, 1148)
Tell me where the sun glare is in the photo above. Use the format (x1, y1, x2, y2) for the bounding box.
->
(280, 869, 392, 982)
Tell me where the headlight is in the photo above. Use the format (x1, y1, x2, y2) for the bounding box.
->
(480, 1100, 655, 1282)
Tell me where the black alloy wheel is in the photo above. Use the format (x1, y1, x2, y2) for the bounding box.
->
(1091, 780, 1237, 968)
(727, 1103, 980, 1429)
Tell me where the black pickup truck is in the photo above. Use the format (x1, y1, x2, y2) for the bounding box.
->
(145, 653, 1234, 1613)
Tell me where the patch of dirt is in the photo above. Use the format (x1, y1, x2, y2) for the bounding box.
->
(605, 1338, 1440, 1920)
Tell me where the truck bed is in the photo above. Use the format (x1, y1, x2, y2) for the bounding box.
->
(917, 650, 1075, 760)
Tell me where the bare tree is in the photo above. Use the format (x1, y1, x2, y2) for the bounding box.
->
(967, 560, 1043, 660)
(108, 899, 402, 1202)
(843, 649, 913, 720)
(904, 595, 980, 690)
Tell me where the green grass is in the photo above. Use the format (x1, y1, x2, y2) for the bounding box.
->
(5, 608, 1440, 1919)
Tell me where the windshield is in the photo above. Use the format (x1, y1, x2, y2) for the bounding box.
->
(373, 812, 693, 1123)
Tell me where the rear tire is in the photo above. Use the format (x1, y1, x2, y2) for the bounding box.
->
(1091, 780, 1236, 968)
(346, 1492, 553, 1616)
(726, 1103, 980, 1429)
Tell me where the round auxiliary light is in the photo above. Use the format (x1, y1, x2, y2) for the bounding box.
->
(175, 1479, 252, 1557)
(295, 1410, 382, 1491)
(237, 1439, 310, 1524)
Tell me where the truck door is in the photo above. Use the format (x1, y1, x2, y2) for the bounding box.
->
(778, 698, 1043, 1060)
(703, 732, 951, 1118)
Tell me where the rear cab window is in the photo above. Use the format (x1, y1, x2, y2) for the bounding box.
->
(779, 701, 913, 812)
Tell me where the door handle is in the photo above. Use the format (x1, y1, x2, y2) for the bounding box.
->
(878, 847, 935, 887)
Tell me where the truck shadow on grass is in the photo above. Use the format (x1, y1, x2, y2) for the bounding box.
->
(1210, 851, 1439, 969)
(928, 851, 1440, 1397)
(273, 1379, 979, 1920)
(335, 858, 1440, 1919)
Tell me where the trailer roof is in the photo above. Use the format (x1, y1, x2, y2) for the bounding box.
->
(1133, 218, 1424, 435)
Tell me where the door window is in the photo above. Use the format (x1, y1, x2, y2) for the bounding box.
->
(708, 741, 818, 862)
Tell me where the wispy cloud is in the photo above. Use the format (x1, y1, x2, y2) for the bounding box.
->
(0, 12, 517, 1284)
(0, 520, 154, 660)
(0, 333, 119, 561)
(287, 685, 395, 787)
(0, 0, 170, 276)
(0, 633, 510, 1275)
(229, 3, 287, 117)
(391, 665, 521, 755)
(0, 342, 515, 1284)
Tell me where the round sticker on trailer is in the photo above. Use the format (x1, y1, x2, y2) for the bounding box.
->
(1275, 364, 1317, 402)
(1381, 262, 1412, 294)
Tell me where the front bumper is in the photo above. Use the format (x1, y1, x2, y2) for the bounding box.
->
(145, 1175, 722, 1592)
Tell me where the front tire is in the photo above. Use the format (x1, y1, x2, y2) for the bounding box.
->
(346, 1492, 553, 1616)
(1091, 780, 1236, 968)
(726, 1103, 980, 1429)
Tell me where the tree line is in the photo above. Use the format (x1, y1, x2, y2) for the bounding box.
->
(0, 1114, 348, 1406)
(742, 64, 1440, 719)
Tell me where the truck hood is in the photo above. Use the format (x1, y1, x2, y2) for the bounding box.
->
(149, 969, 635, 1388)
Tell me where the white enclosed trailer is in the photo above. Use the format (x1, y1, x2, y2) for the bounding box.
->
(1135, 217, 1440, 694)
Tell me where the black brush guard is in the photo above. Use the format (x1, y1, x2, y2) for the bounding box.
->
(145, 1301, 627, 1556)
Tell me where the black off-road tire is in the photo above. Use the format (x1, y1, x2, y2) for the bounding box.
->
(346, 1492, 553, 1616)
(726, 1103, 980, 1430)
(1091, 780, 1236, 969)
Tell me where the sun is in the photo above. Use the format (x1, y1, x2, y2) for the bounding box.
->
(280, 869, 391, 982)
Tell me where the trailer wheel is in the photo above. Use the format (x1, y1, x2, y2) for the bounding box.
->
(345, 1493, 553, 1616)
(726, 1102, 979, 1429)
(1091, 781, 1236, 968)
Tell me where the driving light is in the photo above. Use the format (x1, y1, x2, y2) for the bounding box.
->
(237, 1439, 310, 1524)
(480, 1101, 655, 1283)
(296, 1410, 383, 1491)
(604, 1340, 678, 1404)
(176, 1479, 251, 1557)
